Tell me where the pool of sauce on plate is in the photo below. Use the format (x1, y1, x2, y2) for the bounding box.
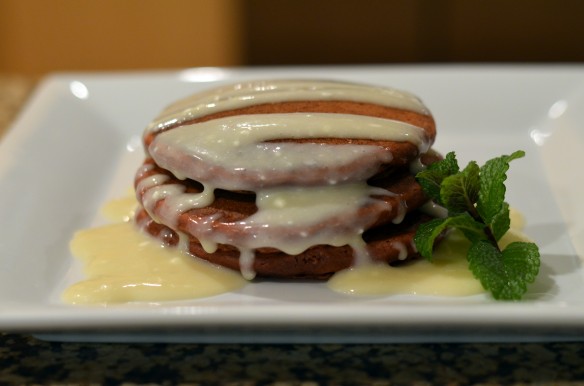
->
(328, 209, 528, 296)
(62, 198, 529, 305)
(62, 197, 247, 305)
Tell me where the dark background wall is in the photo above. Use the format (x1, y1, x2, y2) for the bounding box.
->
(243, 0, 584, 65)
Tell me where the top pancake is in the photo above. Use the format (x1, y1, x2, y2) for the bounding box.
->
(144, 80, 436, 189)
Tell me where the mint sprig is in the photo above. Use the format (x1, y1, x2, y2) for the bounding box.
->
(414, 151, 540, 300)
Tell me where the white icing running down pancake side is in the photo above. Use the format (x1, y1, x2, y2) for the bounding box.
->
(146, 79, 431, 134)
(138, 79, 435, 279)
(136, 173, 396, 280)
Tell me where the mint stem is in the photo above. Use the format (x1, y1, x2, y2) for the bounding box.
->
(468, 204, 501, 252)
(483, 226, 501, 252)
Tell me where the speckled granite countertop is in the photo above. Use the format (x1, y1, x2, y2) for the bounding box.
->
(2, 333, 584, 384)
(2, 75, 584, 385)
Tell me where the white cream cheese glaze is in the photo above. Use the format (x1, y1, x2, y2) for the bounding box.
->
(328, 209, 530, 296)
(64, 221, 247, 305)
(137, 171, 396, 279)
(146, 79, 431, 134)
(149, 113, 429, 190)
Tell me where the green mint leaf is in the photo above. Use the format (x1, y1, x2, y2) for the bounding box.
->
(476, 150, 525, 225)
(414, 218, 447, 259)
(414, 213, 485, 260)
(414, 149, 541, 300)
(468, 240, 540, 300)
(490, 202, 511, 241)
(503, 241, 541, 284)
(440, 161, 480, 215)
(415, 152, 459, 205)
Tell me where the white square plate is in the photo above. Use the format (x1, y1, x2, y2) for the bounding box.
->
(1, 66, 584, 343)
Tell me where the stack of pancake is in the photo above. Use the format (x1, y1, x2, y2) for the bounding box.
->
(134, 79, 438, 279)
